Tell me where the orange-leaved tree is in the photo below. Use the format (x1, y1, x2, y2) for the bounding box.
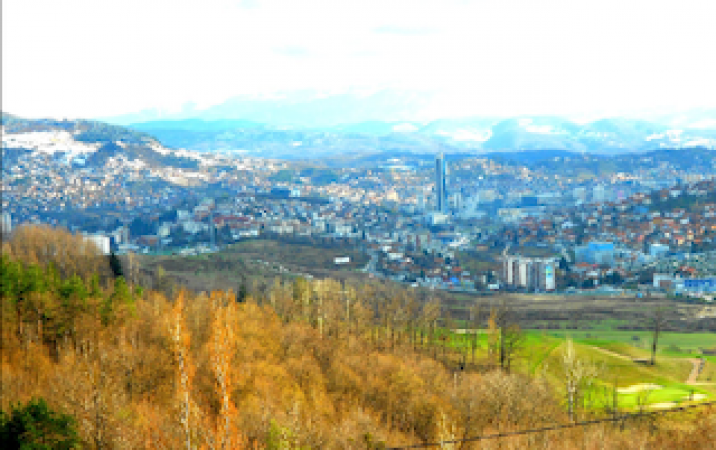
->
(168, 291, 196, 450)
(208, 291, 243, 450)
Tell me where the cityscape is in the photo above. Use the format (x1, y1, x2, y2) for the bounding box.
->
(3, 120, 716, 300)
(3, 0, 716, 448)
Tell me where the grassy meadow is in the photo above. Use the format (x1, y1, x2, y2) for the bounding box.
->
(444, 328, 716, 411)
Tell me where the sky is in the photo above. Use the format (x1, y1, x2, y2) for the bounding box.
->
(3, 0, 716, 121)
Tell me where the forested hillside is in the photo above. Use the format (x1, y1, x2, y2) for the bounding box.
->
(1, 226, 715, 448)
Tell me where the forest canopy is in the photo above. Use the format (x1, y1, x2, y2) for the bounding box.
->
(1, 225, 714, 449)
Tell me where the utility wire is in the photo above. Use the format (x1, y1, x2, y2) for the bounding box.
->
(387, 401, 716, 449)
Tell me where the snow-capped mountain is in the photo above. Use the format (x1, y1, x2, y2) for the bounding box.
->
(100, 88, 716, 156)
(433, 116, 716, 153)
(6, 104, 715, 163)
(127, 114, 716, 158)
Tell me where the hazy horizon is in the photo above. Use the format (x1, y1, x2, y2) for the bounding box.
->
(4, 0, 716, 121)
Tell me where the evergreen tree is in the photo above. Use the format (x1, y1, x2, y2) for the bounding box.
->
(108, 251, 124, 279)
(0, 398, 80, 449)
(102, 276, 133, 324)
(237, 283, 248, 303)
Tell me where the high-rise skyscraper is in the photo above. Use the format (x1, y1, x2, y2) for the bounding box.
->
(1, 212, 11, 236)
(435, 152, 447, 212)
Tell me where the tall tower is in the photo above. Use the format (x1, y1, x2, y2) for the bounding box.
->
(435, 152, 447, 212)
(209, 211, 216, 249)
(1, 212, 11, 236)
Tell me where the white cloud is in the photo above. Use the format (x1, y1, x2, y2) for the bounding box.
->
(3, 0, 715, 119)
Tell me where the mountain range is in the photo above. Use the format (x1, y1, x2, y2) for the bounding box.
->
(127, 114, 716, 159)
(4, 92, 716, 163)
(100, 89, 716, 158)
(3, 112, 716, 178)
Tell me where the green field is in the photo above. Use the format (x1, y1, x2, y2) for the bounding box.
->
(615, 386, 702, 409)
(442, 329, 716, 411)
(537, 329, 716, 354)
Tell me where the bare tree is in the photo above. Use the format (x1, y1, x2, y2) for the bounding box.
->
(489, 299, 524, 373)
(421, 298, 441, 358)
(562, 339, 601, 421)
(468, 301, 482, 364)
(650, 307, 669, 366)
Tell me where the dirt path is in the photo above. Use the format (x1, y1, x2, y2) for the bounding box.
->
(591, 346, 633, 361)
(591, 347, 709, 384)
(687, 358, 704, 384)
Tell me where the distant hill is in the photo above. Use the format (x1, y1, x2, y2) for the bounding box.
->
(95, 89, 716, 157)
(316, 147, 716, 178)
(484, 149, 582, 164)
(485, 147, 716, 180)
(482, 117, 584, 152)
(6, 103, 716, 161)
(126, 121, 459, 159)
(1, 113, 201, 169)
(122, 113, 716, 159)
(131, 118, 264, 132)
(3, 112, 152, 143)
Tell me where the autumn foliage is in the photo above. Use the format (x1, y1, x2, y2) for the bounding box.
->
(1, 226, 715, 449)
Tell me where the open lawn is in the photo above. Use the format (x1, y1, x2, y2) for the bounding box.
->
(539, 329, 716, 354)
(442, 329, 716, 411)
(616, 385, 701, 409)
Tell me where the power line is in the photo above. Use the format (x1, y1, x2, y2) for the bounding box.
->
(387, 401, 716, 449)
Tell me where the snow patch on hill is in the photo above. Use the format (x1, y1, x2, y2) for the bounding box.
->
(1, 129, 100, 157)
(106, 155, 147, 170)
(144, 141, 203, 161)
(682, 138, 716, 148)
(436, 128, 492, 142)
(2, 125, 209, 168)
(150, 141, 171, 155)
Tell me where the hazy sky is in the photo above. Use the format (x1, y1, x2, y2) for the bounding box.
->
(3, 0, 715, 120)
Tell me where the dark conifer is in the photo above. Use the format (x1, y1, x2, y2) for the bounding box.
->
(109, 251, 124, 278)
